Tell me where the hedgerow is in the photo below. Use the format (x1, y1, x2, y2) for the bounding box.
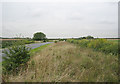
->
(67, 39, 118, 55)
(2, 40, 34, 48)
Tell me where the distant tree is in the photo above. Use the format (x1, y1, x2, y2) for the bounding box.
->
(86, 35, 94, 39)
(78, 37, 84, 40)
(82, 37, 86, 39)
(33, 32, 46, 41)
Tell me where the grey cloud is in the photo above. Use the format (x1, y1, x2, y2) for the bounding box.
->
(68, 17, 83, 21)
(2, 2, 118, 38)
(30, 9, 43, 17)
(106, 2, 118, 5)
(98, 20, 115, 24)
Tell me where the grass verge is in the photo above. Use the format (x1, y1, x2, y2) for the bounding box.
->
(0, 62, 2, 82)
(3, 42, 118, 82)
(0, 62, 2, 73)
(29, 44, 51, 56)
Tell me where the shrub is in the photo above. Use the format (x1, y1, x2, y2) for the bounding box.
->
(78, 39, 89, 47)
(67, 39, 118, 55)
(67, 39, 74, 43)
(46, 39, 49, 42)
(2, 40, 34, 48)
(2, 41, 31, 74)
(55, 41, 58, 43)
(2, 40, 16, 48)
(43, 40, 46, 42)
(87, 39, 107, 50)
(100, 42, 118, 55)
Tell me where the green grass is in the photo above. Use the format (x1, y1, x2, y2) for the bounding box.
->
(30, 44, 51, 56)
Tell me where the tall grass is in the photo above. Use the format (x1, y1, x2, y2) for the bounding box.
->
(4, 42, 118, 82)
(2, 43, 51, 82)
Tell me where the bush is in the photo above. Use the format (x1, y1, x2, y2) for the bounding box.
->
(2, 41, 31, 74)
(100, 42, 118, 55)
(78, 39, 89, 47)
(2, 40, 16, 48)
(67, 39, 118, 55)
(2, 40, 34, 48)
(87, 39, 108, 50)
(55, 41, 58, 43)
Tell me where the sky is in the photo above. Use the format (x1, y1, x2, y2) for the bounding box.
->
(0, 0, 119, 38)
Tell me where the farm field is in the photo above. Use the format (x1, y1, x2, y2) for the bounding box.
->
(2, 40, 118, 82)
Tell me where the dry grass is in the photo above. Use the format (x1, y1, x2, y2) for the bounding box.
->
(4, 42, 118, 82)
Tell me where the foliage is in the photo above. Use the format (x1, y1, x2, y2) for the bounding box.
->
(30, 44, 50, 56)
(67, 39, 118, 55)
(86, 35, 94, 39)
(2, 40, 16, 48)
(59, 39, 65, 41)
(2, 40, 34, 48)
(54, 41, 58, 43)
(5, 42, 118, 82)
(33, 32, 46, 41)
(42, 39, 49, 42)
(23, 40, 34, 44)
(2, 41, 31, 74)
(79, 35, 94, 40)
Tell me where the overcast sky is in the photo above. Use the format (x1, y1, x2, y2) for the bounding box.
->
(0, 0, 119, 38)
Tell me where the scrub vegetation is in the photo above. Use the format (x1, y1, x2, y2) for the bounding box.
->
(1, 39, 34, 48)
(2, 41, 31, 75)
(2, 41, 118, 82)
(67, 38, 119, 55)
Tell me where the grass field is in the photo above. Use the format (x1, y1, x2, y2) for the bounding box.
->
(4, 42, 118, 82)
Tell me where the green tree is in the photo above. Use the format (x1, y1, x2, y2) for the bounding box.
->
(86, 35, 94, 39)
(33, 32, 46, 41)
